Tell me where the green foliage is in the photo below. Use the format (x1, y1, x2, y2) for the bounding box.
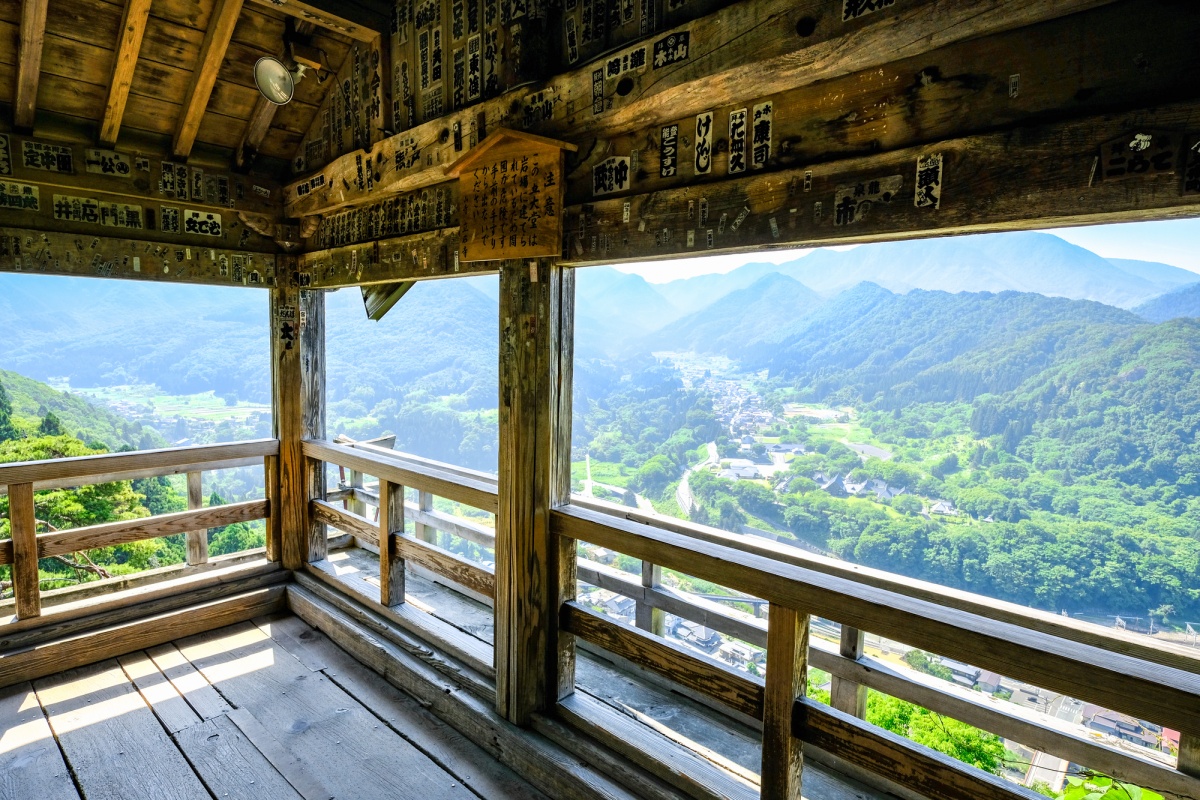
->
(902, 650, 954, 682)
(38, 411, 63, 436)
(866, 693, 1005, 774)
(0, 370, 162, 450)
(0, 380, 17, 442)
(1057, 774, 1163, 800)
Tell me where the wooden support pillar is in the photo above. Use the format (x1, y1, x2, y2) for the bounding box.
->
(272, 264, 327, 570)
(830, 625, 868, 719)
(379, 480, 405, 606)
(9, 482, 40, 619)
(14, 0, 48, 132)
(347, 468, 367, 518)
(636, 561, 664, 637)
(495, 259, 575, 725)
(185, 471, 208, 566)
(762, 604, 808, 800)
(1181, 733, 1200, 778)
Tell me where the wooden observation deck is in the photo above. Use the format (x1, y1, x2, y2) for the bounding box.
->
(2, 0, 1200, 797)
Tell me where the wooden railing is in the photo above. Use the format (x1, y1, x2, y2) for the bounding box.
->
(1, 439, 280, 620)
(301, 439, 1200, 800)
(303, 439, 498, 608)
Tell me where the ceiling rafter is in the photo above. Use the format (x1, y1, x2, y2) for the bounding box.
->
(236, 20, 316, 170)
(173, 0, 247, 160)
(14, 0, 50, 132)
(242, 0, 386, 43)
(100, 0, 154, 147)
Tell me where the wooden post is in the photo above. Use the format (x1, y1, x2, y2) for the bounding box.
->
(9, 482, 40, 619)
(264, 454, 281, 562)
(636, 561, 664, 636)
(347, 468, 367, 518)
(185, 471, 209, 566)
(379, 480, 405, 606)
(830, 625, 868, 718)
(762, 604, 808, 800)
(1181, 733, 1200, 778)
(495, 259, 576, 725)
(415, 490, 435, 545)
(272, 263, 327, 570)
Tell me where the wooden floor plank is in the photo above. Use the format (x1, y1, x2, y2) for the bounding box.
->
(0, 682, 79, 800)
(175, 713, 305, 800)
(146, 642, 231, 720)
(33, 661, 211, 800)
(266, 613, 549, 800)
(175, 623, 482, 800)
(117, 651, 201, 734)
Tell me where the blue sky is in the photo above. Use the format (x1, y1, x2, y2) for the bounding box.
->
(611, 218, 1200, 283)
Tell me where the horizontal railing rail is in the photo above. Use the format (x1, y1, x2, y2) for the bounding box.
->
(2, 440, 280, 621)
(299, 441, 1200, 800)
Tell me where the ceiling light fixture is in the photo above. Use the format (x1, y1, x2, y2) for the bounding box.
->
(254, 57, 307, 105)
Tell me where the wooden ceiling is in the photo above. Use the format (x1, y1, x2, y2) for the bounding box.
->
(0, 0, 376, 169)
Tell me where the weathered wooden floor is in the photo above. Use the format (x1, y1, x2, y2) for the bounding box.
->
(0, 613, 545, 800)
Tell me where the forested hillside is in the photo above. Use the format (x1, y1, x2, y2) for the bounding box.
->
(0, 369, 162, 450)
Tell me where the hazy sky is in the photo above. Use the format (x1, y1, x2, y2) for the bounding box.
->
(609, 218, 1200, 283)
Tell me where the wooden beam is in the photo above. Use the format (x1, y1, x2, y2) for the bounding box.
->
(551, 505, 1200, 736)
(0, 439, 278, 488)
(99, 0, 153, 147)
(35, 501, 267, 560)
(379, 480, 405, 606)
(495, 260, 575, 725)
(283, 0, 1120, 217)
(173, 0, 246, 159)
(9, 483, 41, 620)
(236, 21, 316, 169)
(761, 605, 807, 800)
(561, 98, 1200, 266)
(14, 0, 49, 131)
(243, 0, 384, 42)
(0, 586, 286, 690)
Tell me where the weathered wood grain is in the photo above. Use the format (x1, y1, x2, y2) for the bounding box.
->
(185, 472, 208, 566)
(794, 698, 1044, 800)
(0, 455, 266, 499)
(311, 499, 378, 544)
(303, 439, 498, 512)
(556, 692, 759, 800)
(395, 533, 495, 599)
(495, 259, 576, 724)
(0, 439, 277, 488)
(285, 582, 644, 800)
(99, 0, 152, 146)
(264, 454, 281, 562)
(9, 482, 40, 619)
(761, 604, 807, 800)
(301, 285, 328, 564)
(145, 642, 232, 720)
(14, 0, 47, 130)
(174, 713, 304, 800)
(551, 505, 1200, 736)
(117, 649, 201, 734)
(174, 620, 481, 800)
(243, 0, 383, 42)
(561, 601, 762, 719)
(829, 626, 866, 719)
(172, 0, 245, 158)
(0, 586, 286, 689)
(36, 500, 266, 559)
(283, 0, 1119, 217)
(379, 480, 405, 606)
(34, 660, 211, 800)
(0, 682, 78, 800)
(264, 613, 549, 799)
(570, 500, 1200, 677)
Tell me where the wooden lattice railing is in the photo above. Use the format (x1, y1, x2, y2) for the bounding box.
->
(0, 439, 280, 620)
(304, 439, 1200, 800)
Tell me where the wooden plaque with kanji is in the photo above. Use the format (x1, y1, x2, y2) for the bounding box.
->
(445, 129, 577, 262)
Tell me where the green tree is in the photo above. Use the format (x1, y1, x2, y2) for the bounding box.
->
(0, 380, 17, 442)
(866, 693, 1005, 774)
(38, 411, 63, 436)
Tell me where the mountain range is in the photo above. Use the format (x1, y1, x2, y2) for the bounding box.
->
(1, 231, 1198, 408)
